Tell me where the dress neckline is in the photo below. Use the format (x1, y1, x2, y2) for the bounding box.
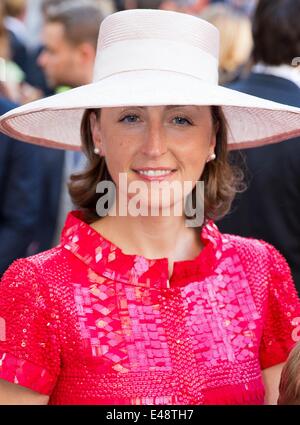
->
(61, 210, 223, 289)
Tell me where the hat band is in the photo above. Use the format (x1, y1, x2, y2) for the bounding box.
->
(93, 39, 219, 84)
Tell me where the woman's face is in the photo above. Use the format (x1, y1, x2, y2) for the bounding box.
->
(91, 105, 216, 212)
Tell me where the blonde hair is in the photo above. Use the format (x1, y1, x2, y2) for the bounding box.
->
(278, 342, 300, 405)
(200, 4, 252, 79)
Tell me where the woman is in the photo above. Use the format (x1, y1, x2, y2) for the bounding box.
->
(0, 9, 300, 405)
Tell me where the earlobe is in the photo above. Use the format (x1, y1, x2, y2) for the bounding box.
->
(207, 131, 217, 163)
(206, 153, 216, 163)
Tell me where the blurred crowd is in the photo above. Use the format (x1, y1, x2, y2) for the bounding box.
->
(0, 0, 257, 108)
(0, 0, 299, 295)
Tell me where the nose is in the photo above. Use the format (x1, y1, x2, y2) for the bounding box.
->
(141, 123, 168, 158)
(37, 50, 47, 68)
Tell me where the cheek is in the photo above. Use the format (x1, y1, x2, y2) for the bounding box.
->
(177, 137, 211, 179)
(55, 54, 65, 68)
(186, 154, 207, 180)
(67, 53, 78, 69)
(102, 137, 129, 157)
(101, 135, 135, 173)
(45, 54, 54, 67)
(101, 127, 138, 157)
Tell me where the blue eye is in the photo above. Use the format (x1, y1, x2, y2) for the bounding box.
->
(120, 114, 139, 123)
(119, 114, 192, 125)
(173, 116, 191, 125)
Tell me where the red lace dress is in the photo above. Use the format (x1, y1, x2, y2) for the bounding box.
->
(0, 211, 299, 405)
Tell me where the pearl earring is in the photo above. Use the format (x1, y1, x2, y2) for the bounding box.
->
(207, 153, 216, 163)
(94, 147, 100, 155)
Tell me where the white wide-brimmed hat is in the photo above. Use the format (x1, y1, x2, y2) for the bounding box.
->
(1, 8, 300, 151)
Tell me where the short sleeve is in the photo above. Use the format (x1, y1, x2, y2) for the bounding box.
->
(0, 259, 61, 395)
(259, 244, 300, 370)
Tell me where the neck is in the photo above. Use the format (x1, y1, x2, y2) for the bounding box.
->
(91, 211, 203, 278)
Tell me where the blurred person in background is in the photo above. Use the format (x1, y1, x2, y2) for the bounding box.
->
(113, 0, 162, 10)
(3, 0, 28, 76)
(0, 8, 42, 274)
(0, 1, 24, 102)
(116, 0, 257, 14)
(0, 95, 42, 276)
(226, 0, 258, 17)
(95, 0, 116, 15)
(113, 0, 123, 9)
(34, 2, 104, 248)
(0, 3, 51, 270)
(25, 0, 44, 50)
(42, 0, 115, 18)
(1, 0, 44, 104)
(24, 0, 114, 98)
(22, 0, 54, 99)
(4, 0, 28, 46)
(38, 1, 102, 89)
(116, 0, 209, 12)
(209, 0, 258, 17)
(200, 3, 252, 85)
(160, 0, 209, 13)
(218, 0, 300, 295)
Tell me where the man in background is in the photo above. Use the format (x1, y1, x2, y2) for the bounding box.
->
(218, 0, 300, 294)
(34, 2, 104, 247)
(38, 2, 101, 89)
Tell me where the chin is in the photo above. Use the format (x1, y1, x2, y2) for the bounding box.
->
(127, 193, 185, 218)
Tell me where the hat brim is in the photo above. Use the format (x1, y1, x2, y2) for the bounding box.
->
(1, 70, 300, 150)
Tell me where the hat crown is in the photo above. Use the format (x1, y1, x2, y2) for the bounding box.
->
(93, 9, 220, 84)
(99, 9, 219, 58)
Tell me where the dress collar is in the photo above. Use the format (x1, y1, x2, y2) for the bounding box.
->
(61, 210, 223, 289)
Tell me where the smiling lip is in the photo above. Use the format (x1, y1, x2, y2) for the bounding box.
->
(133, 168, 176, 181)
